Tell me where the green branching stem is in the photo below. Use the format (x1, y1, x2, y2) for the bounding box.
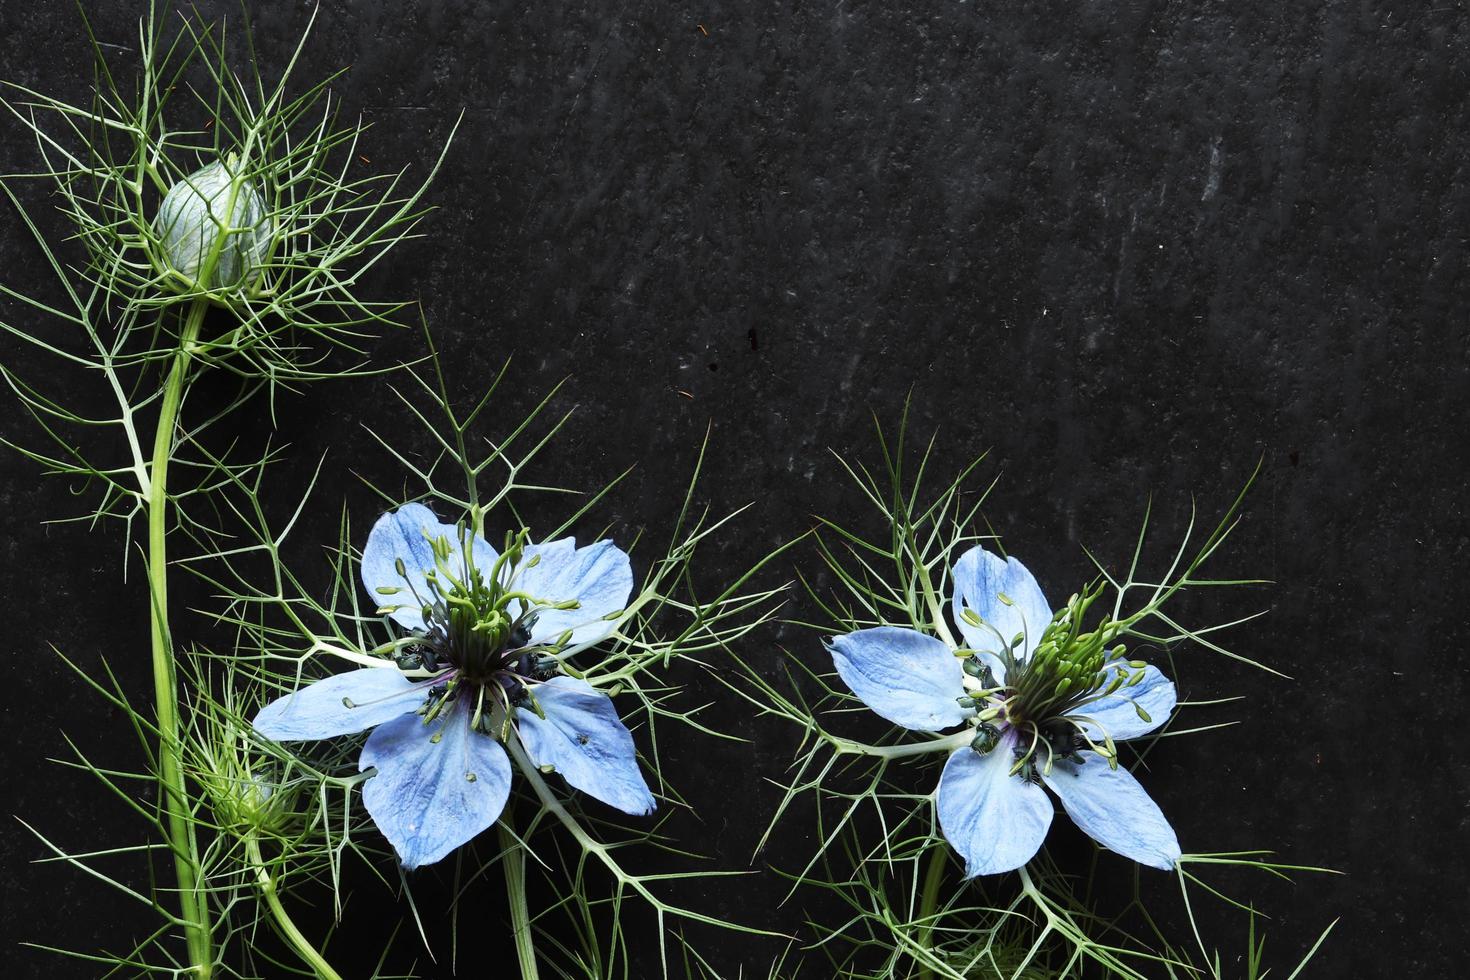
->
(245, 835, 343, 980)
(498, 817, 540, 980)
(147, 297, 212, 976)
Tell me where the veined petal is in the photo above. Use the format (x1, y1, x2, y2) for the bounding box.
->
(950, 546, 1052, 674)
(253, 668, 427, 742)
(513, 538, 633, 649)
(829, 627, 973, 731)
(938, 733, 1054, 877)
(360, 503, 498, 631)
(1075, 664, 1177, 742)
(516, 676, 655, 815)
(359, 701, 512, 870)
(1042, 755, 1180, 871)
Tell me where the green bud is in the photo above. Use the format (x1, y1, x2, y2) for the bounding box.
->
(155, 159, 268, 290)
(1054, 677, 1072, 698)
(200, 727, 302, 837)
(394, 557, 407, 578)
(961, 607, 982, 627)
(996, 592, 1015, 607)
(1127, 659, 1147, 669)
(376, 586, 401, 595)
(1134, 704, 1152, 723)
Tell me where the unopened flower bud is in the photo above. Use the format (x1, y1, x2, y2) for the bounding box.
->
(155, 159, 268, 290)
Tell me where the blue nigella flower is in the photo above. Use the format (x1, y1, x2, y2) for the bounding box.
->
(253, 503, 655, 869)
(828, 546, 1181, 876)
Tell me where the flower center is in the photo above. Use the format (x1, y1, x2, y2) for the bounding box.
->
(958, 583, 1151, 778)
(385, 525, 582, 739)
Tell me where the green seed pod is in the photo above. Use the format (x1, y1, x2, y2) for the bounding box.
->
(155, 159, 268, 290)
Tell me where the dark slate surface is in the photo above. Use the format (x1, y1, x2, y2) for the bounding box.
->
(1, 1, 1465, 976)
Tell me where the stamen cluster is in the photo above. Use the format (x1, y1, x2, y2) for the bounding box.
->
(955, 583, 1154, 780)
(372, 526, 581, 741)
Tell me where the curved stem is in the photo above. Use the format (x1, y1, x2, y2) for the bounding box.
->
(147, 298, 213, 976)
(916, 845, 948, 980)
(498, 816, 540, 980)
(245, 836, 344, 980)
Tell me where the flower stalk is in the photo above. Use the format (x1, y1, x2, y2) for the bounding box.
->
(147, 297, 212, 976)
(498, 815, 540, 980)
(916, 845, 948, 980)
(244, 835, 343, 980)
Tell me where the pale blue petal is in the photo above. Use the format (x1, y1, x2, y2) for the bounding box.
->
(360, 503, 498, 631)
(1042, 755, 1180, 871)
(1074, 665, 1177, 742)
(829, 627, 972, 732)
(359, 701, 512, 870)
(937, 733, 1054, 877)
(513, 538, 633, 649)
(516, 676, 655, 815)
(253, 668, 427, 741)
(950, 546, 1053, 674)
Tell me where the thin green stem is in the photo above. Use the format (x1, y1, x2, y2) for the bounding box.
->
(147, 298, 212, 976)
(916, 845, 948, 980)
(245, 836, 343, 980)
(498, 816, 539, 980)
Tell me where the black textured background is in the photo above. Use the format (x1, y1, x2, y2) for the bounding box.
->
(2, 1, 1466, 977)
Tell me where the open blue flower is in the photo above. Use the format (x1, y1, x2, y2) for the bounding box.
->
(828, 546, 1180, 877)
(254, 503, 655, 868)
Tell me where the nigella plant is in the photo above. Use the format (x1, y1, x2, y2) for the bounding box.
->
(830, 547, 1180, 877)
(733, 418, 1335, 980)
(254, 504, 655, 868)
(201, 356, 786, 975)
(0, 6, 452, 977)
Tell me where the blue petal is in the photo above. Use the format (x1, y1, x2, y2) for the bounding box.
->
(516, 676, 655, 815)
(828, 627, 973, 731)
(950, 546, 1053, 675)
(512, 538, 633, 649)
(1074, 665, 1177, 742)
(360, 503, 498, 632)
(1042, 755, 1180, 871)
(937, 733, 1054, 876)
(359, 701, 512, 869)
(253, 668, 427, 741)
